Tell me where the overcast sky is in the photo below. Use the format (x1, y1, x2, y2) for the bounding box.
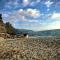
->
(0, 0, 60, 31)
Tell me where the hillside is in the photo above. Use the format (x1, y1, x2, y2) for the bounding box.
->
(0, 14, 6, 33)
(0, 14, 16, 34)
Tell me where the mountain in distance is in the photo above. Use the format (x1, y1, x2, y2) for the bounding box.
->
(16, 29, 60, 36)
(36, 29, 60, 36)
(15, 29, 34, 36)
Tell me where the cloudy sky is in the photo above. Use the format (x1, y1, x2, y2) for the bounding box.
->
(0, 0, 60, 31)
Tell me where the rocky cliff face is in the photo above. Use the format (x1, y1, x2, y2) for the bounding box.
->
(0, 14, 6, 33)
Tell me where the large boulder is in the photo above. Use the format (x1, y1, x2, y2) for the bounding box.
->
(0, 37, 5, 42)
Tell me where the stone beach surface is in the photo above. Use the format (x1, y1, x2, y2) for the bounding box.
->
(0, 36, 60, 60)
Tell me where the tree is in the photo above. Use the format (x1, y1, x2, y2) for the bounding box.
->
(0, 14, 6, 33)
(0, 14, 2, 20)
(0, 14, 3, 24)
(5, 22, 16, 35)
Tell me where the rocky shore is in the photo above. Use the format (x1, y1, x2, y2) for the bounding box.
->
(0, 37, 60, 60)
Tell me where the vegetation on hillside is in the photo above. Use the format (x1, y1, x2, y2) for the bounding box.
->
(5, 22, 16, 35)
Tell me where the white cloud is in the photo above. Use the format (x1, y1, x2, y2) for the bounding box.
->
(51, 13, 60, 19)
(4, 0, 41, 9)
(18, 9, 24, 12)
(33, 21, 60, 31)
(54, 2, 60, 8)
(47, 8, 50, 11)
(30, 2, 36, 6)
(46, 22, 60, 30)
(27, 8, 40, 18)
(5, 0, 19, 9)
(23, 0, 40, 6)
(18, 9, 24, 15)
(23, 0, 29, 6)
(18, 8, 40, 18)
(45, 0, 53, 7)
(2, 13, 9, 18)
(3, 8, 40, 24)
(30, 0, 40, 6)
